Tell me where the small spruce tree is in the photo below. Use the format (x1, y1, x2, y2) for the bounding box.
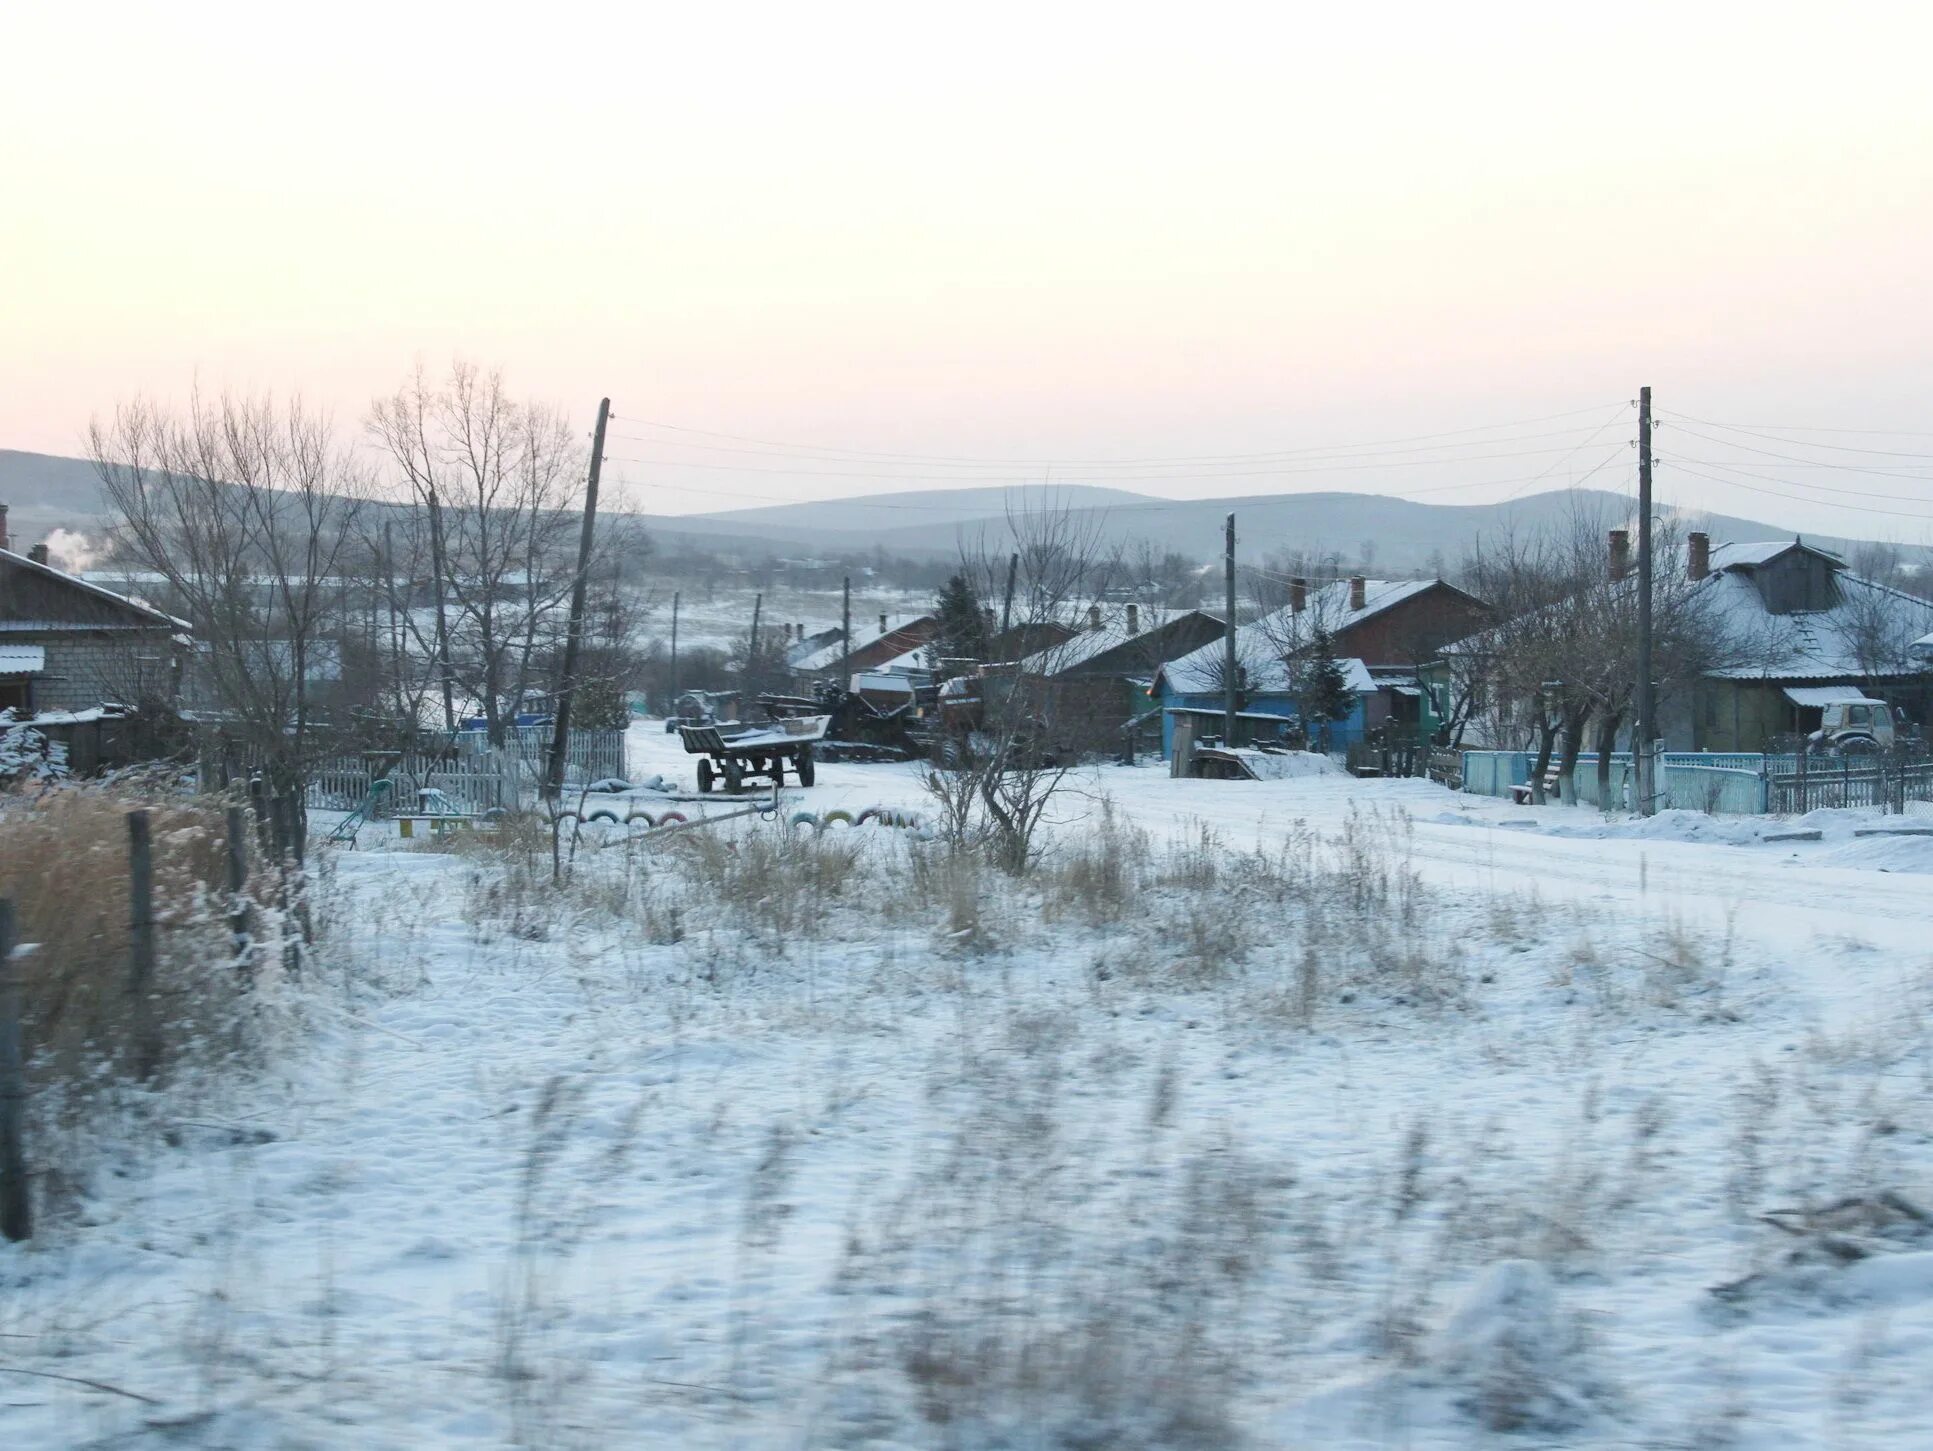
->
(1300, 623, 1356, 750)
(931, 572, 991, 670)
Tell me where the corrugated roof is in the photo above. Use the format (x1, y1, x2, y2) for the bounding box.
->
(793, 615, 935, 672)
(0, 645, 46, 674)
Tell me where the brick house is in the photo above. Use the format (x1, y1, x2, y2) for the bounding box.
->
(0, 535, 186, 715)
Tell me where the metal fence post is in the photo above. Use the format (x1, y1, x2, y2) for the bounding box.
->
(0, 899, 29, 1241)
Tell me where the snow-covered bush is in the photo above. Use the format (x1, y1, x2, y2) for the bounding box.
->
(0, 708, 67, 785)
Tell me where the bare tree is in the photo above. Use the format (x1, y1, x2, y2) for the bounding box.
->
(368, 363, 586, 747)
(89, 391, 369, 856)
(928, 502, 1111, 872)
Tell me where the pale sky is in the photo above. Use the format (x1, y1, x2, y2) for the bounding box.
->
(4, 2, 1932, 538)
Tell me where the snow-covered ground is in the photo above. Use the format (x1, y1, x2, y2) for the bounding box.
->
(4, 726, 1932, 1448)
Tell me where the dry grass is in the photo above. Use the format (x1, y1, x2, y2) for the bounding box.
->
(0, 784, 300, 1217)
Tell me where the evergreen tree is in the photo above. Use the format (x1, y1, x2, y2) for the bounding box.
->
(931, 572, 990, 669)
(1301, 623, 1356, 749)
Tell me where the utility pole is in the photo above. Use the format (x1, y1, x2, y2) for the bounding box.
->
(543, 397, 610, 802)
(1636, 384, 1656, 816)
(999, 551, 1019, 641)
(840, 576, 852, 685)
(748, 591, 763, 703)
(669, 590, 681, 707)
(425, 485, 456, 733)
(1222, 512, 1238, 746)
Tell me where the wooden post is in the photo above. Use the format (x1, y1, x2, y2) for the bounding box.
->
(839, 576, 852, 685)
(0, 899, 29, 1241)
(128, 809, 159, 1080)
(226, 806, 252, 975)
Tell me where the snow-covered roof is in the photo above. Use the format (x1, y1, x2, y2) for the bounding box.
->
(793, 615, 932, 672)
(1708, 539, 1841, 571)
(1017, 606, 1207, 675)
(1157, 613, 1378, 695)
(1153, 579, 1435, 694)
(0, 645, 46, 674)
(1698, 550, 1933, 681)
(1782, 686, 1884, 708)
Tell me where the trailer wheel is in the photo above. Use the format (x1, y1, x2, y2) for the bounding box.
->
(696, 759, 714, 793)
(796, 747, 816, 786)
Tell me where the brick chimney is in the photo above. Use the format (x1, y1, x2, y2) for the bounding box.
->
(27, 542, 49, 565)
(1289, 577, 1307, 613)
(1087, 604, 1102, 630)
(1688, 531, 1711, 581)
(1608, 529, 1631, 581)
(1125, 603, 1139, 636)
(1349, 575, 1367, 612)
(878, 613, 888, 636)
(0, 503, 10, 552)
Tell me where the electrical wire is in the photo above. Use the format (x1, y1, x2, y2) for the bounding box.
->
(601, 439, 1631, 487)
(1659, 422, 1933, 480)
(1661, 456, 1933, 523)
(605, 402, 1626, 469)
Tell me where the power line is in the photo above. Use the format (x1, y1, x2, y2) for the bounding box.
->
(601, 439, 1630, 486)
(605, 402, 1626, 469)
(1659, 422, 1933, 479)
(1662, 457, 1933, 522)
(1661, 413, 1933, 460)
(1667, 456, 1933, 505)
(1661, 414, 1933, 441)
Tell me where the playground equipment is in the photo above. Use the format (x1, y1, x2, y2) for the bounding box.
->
(327, 777, 394, 846)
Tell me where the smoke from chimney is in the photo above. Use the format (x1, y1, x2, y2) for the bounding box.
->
(1349, 575, 1367, 611)
(1609, 529, 1632, 581)
(1688, 531, 1711, 581)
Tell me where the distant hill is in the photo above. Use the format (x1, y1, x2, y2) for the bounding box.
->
(1, 448, 1910, 575)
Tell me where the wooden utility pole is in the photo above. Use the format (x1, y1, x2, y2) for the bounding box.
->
(999, 552, 1019, 641)
(1222, 512, 1238, 746)
(0, 899, 28, 1242)
(425, 485, 456, 732)
(543, 397, 610, 802)
(669, 590, 681, 707)
(1636, 385, 1656, 816)
(840, 576, 852, 683)
(748, 591, 764, 700)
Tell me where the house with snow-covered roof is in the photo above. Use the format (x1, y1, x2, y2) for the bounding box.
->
(1149, 575, 1490, 755)
(1682, 536, 1933, 751)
